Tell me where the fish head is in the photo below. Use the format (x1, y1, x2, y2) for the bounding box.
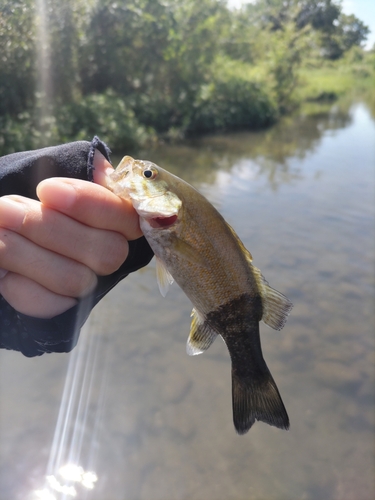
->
(108, 156, 182, 228)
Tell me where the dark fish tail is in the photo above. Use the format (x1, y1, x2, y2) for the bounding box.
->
(231, 363, 289, 434)
(224, 322, 289, 434)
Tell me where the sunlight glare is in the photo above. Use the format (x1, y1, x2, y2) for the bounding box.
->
(34, 489, 57, 500)
(59, 464, 84, 483)
(59, 463, 98, 489)
(46, 475, 77, 496)
(33, 463, 98, 499)
(31, 315, 107, 500)
(81, 471, 98, 490)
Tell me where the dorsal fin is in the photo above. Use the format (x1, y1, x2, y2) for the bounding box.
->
(226, 222, 292, 330)
(187, 308, 218, 355)
(225, 222, 253, 262)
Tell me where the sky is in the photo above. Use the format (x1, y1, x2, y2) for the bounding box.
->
(227, 0, 375, 50)
(342, 0, 375, 49)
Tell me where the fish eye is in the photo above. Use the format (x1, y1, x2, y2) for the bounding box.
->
(143, 168, 157, 179)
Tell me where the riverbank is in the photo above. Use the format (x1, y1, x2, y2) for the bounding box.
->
(2, 0, 374, 157)
(1, 53, 374, 157)
(297, 49, 375, 103)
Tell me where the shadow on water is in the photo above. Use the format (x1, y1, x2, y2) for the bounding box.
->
(0, 99, 374, 500)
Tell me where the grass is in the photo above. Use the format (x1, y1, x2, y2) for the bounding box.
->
(296, 50, 375, 103)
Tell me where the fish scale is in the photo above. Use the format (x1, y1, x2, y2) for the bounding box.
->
(106, 155, 293, 434)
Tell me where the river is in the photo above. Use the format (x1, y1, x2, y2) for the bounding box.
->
(0, 99, 374, 500)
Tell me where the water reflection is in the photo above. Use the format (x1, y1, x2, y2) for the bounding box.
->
(134, 99, 356, 191)
(0, 100, 374, 500)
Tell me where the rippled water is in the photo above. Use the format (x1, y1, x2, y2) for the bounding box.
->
(0, 100, 374, 500)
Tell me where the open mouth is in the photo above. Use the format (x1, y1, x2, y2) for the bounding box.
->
(148, 214, 178, 228)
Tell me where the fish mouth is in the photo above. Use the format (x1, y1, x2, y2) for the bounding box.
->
(147, 214, 178, 229)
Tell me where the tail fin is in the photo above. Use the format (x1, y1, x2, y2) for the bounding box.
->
(232, 367, 289, 434)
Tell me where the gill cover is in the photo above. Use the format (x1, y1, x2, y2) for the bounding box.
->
(108, 156, 182, 219)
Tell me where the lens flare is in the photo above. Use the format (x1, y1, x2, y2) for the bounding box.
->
(32, 314, 108, 499)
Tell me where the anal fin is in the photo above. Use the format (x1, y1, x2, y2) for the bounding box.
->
(186, 308, 217, 355)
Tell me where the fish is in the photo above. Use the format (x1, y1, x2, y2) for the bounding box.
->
(106, 155, 293, 434)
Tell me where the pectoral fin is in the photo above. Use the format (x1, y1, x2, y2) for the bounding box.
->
(186, 308, 217, 355)
(173, 237, 209, 268)
(156, 257, 174, 297)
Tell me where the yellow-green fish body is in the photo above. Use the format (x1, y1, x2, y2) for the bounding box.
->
(107, 156, 293, 434)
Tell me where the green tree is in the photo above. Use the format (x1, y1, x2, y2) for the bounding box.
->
(80, 0, 229, 133)
(46, 0, 89, 103)
(338, 13, 370, 51)
(79, 0, 173, 96)
(294, 0, 369, 59)
(155, 0, 229, 130)
(241, 0, 369, 59)
(0, 0, 372, 155)
(295, 0, 341, 31)
(0, 0, 36, 116)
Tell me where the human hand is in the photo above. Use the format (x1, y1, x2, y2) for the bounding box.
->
(0, 151, 141, 319)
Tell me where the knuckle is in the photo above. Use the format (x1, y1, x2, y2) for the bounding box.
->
(62, 264, 97, 298)
(0, 229, 17, 264)
(90, 232, 129, 276)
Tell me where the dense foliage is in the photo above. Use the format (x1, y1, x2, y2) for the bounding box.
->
(0, 0, 372, 154)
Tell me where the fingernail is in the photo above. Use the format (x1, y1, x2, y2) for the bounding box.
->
(105, 166, 115, 177)
(93, 163, 115, 187)
(0, 197, 26, 230)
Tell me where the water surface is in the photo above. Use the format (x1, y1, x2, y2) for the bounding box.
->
(0, 100, 374, 500)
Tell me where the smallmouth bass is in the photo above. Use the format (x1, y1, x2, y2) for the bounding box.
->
(107, 156, 293, 434)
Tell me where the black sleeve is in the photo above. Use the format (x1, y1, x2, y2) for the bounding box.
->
(0, 137, 154, 357)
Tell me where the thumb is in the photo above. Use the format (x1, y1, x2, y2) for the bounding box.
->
(92, 150, 115, 188)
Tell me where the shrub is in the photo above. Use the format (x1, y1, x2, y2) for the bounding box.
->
(56, 90, 154, 153)
(0, 113, 37, 156)
(187, 71, 277, 134)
